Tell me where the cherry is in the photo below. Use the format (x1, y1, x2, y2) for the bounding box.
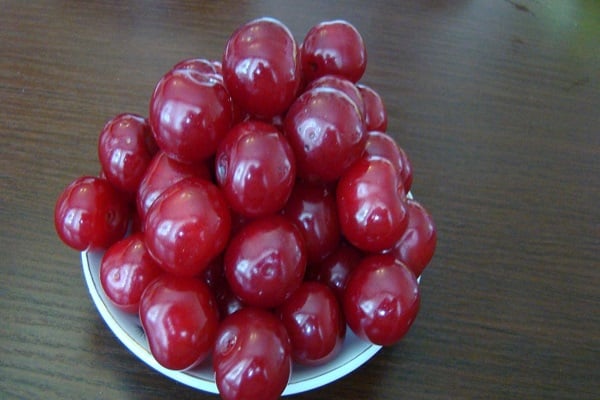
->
(213, 308, 291, 400)
(364, 130, 413, 194)
(139, 274, 219, 370)
(343, 254, 420, 346)
(55, 176, 130, 251)
(136, 151, 212, 221)
(357, 84, 388, 132)
(391, 199, 437, 277)
(149, 68, 234, 164)
(222, 17, 302, 118)
(283, 87, 366, 183)
(337, 156, 408, 253)
(99, 232, 163, 313)
(276, 282, 345, 366)
(215, 120, 296, 218)
(98, 113, 158, 196)
(304, 74, 365, 117)
(143, 177, 231, 277)
(224, 215, 306, 309)
(301, 20, 367, 83)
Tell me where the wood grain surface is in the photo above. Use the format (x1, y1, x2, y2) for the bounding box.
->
(1, 1, 599, 399)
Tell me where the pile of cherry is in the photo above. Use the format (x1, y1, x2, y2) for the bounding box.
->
(55, 17, 436, 400)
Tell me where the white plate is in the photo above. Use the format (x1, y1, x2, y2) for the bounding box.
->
(82, 250, 389, 395)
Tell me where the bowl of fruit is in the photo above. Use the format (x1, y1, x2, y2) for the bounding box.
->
(55, 17, 437, 399)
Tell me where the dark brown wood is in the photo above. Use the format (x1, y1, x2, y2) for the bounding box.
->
(1, 1, 598, 399)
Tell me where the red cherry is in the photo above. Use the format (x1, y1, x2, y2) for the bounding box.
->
(149, 69, 233, 164)
(98, 113, 158, 196)
(215, 120, 296, 218)
(136, 151, 212, 221)
(276, 282, 345, 365)
(143, 177, 231, 277)
(301, 20, 367, 83)
(55, 176, 130, 251)
(213, 308, 291, 400)
(364, 131, 413, 194)
(222, 17, 302, 118)
(391, 199, 437, 277)
(343, 254, 420, 346)
(283, 87, 366, 182)
(304, 74, 365, 117)
(336, 157, 408, 253)
(224, 215, 306, 309)
(139, 274, 219, 370)
(357, 84, 388, 132)
(99, 233, 163, 313)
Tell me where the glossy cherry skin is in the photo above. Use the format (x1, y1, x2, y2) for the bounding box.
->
(149, 68, 234, 164)
(98, 113, 158, 196)
(139, 274, 219, 371)
(343, 254, 420, 346)
(222, 17, 302, 118)
(143, 177, 231, 277)
(391, 199, 437, 277)
(304, 74, 365, 117)
(215, 120, 296, 218)
(164, 63, 246, 124)
(301, 20, 367, 83)
(171, 57, 219, 74)
(364, 130, 413, 194)
(281, 180, 340, 265)
(136, 151, 212, 221)
(213, 308, 292, 400)
(54, 176, 130, 251)
(99, 232, 163, 313)
(168, 58, 247, 127)
(276, 282, 345, 366)
(211, 60, 223, 75)
(224, 215, 306, 309)
(357, 84, 388, 132)
(314, 241, 363, 303)
(283, 87, 366, 182)
(397, 146, 413, 193)
(336, 156, 408, 253)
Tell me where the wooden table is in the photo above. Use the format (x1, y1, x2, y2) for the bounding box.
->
(2, 1, 598, 399)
